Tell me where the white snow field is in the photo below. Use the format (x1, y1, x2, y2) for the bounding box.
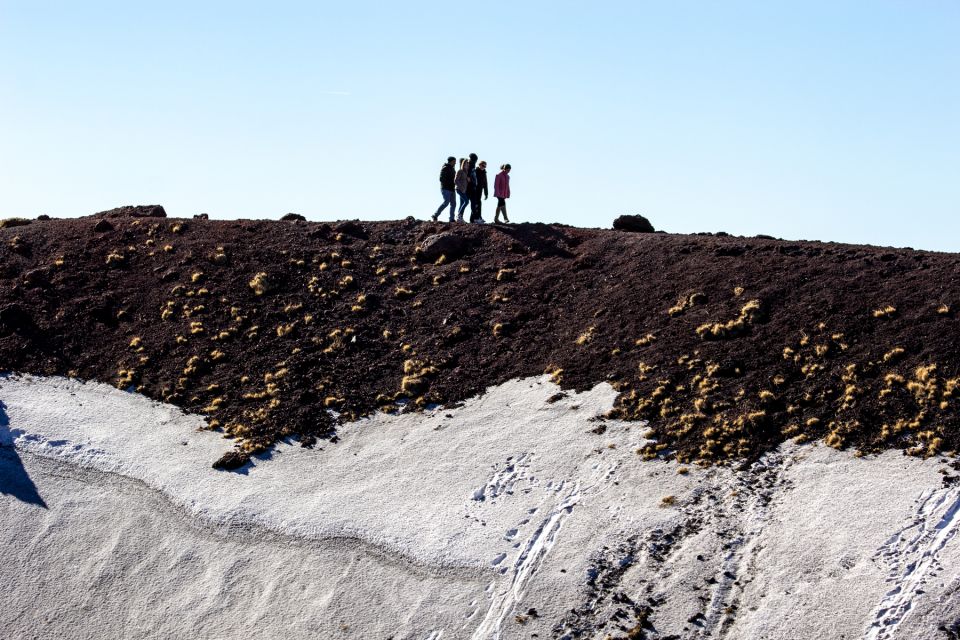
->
(1, 373, 959, 639)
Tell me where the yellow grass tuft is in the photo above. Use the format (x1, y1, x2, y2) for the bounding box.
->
(635, 333, 656, 347)
(576, 326, 596, 346)
(883, 347, 905, 363)
(668, 292, 706, 317)
(249, 272, 270, 295)
(873, 305, 897, 319)
(695, 299, 762, 340)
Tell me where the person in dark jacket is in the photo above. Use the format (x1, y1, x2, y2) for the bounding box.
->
(454, 158, 471, 221)
(432, 156, 457, 222)
(466, 153, 481, 223)
(470, 160, 489, 223)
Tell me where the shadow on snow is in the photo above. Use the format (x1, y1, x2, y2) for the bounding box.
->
(0, 399, 48, 509)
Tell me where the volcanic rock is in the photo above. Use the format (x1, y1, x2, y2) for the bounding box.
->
(22, 269, 50, 289)
(94, 205, 167, 218)
(417, 232, 468, 262)
(334, 220, 368, 239)
(612, 214, 655, 233)
(212, 450, 250, 471)
(0, 218, 32, 229)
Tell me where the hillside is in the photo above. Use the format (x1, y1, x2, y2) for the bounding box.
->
(2, 211, 959, 470)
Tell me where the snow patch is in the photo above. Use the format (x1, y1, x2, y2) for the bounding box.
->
(2, 373, 959, 639)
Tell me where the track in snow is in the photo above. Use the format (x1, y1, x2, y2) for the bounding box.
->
(471, 449, 626, 639)
(553, 450, 794, 639)
(865, 485, 960, 640)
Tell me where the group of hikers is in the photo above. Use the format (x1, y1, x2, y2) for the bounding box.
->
(432, 153, 511, 224)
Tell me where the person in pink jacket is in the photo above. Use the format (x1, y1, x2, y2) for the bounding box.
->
(493, 164, 511, 224)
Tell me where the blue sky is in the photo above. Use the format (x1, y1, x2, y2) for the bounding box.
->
(1, 1, 958, 251)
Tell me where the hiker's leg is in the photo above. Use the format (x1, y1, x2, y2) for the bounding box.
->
(436, 189, 450, 218)
(444, 190, 456, 221)
(468, 188, 478, 222)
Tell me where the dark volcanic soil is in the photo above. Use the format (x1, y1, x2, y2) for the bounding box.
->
(1, 214, 959, 468)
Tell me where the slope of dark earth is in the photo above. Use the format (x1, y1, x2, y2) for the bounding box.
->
(1, 214, 958, 468)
